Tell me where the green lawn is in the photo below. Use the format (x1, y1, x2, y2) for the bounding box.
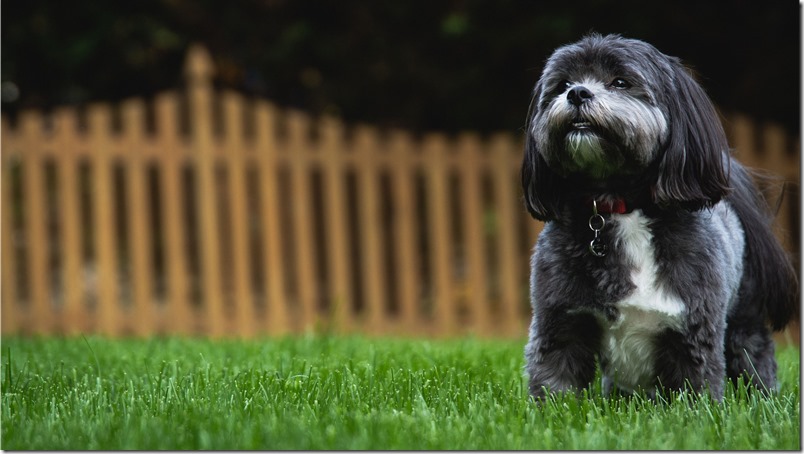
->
(1, 335, 799, 450)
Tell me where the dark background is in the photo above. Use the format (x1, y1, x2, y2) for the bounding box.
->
(2, 0, 800, 136)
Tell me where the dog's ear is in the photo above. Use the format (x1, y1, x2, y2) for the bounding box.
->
(653, 60, 731, 210)
(522, 82, 564, 221)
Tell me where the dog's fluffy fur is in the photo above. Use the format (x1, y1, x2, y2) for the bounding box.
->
(521, 34, 798, 400)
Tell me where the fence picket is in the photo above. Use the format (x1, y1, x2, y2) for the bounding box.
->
(155, 93, 192, 335)
(121, 99, 155, 336)
(19, 112, 53, 334)
(1, 119, 18, 332)
(52, 109, 87, 333)
(88, 104, 120, 336)
(223, 91, 256, 337)
(491, 134, 524, 335)
(730, 114, 759, 169)
(254, 101, 289, 335)
(423, 133, 455, 336)
(456, 133, 490, 335)
(286, 110, 318, 331)
(761, 123, 794, 252)
(320, 117, 353, 332)
(389, 130, 420, 334)
(186, 45, 226, 337)
(354, 125, 387, 333)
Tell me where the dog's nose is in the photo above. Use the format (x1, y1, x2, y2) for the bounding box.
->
(567, 86, 594, 106)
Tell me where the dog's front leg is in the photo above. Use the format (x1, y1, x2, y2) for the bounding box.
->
(524, 310, 602, 399)
(652, 322, 727, 400)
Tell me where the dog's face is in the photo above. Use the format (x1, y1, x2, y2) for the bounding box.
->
(522, 34, 731, 220)
(530, 38, 670, 179)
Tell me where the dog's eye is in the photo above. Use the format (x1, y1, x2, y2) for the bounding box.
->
(557, 80, 572, 92)
(610, 78, 632, 89)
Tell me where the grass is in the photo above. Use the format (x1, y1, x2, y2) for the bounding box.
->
(1, 335, 799, 450)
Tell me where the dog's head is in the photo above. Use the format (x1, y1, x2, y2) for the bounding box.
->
(522, 34, 731, 220)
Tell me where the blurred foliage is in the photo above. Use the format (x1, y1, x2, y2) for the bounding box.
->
(2, 0, 799, 134)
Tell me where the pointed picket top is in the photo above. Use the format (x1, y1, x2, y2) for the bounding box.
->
(184, 43, 215, 82)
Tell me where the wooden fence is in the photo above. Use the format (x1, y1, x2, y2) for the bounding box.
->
(1, 44, 800, 339)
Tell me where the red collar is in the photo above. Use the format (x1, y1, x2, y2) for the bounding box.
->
(590, 198, 628, 214)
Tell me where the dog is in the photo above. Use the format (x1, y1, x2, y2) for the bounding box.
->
(521, 33, 798, 400)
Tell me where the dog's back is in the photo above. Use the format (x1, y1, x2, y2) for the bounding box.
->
(727, 159, 798, 330)
(722, 158, 797, 388)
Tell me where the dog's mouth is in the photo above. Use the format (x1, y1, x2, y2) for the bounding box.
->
(571, 118, 594, 130)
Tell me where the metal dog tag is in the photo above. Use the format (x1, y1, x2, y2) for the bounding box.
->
(588, 201, 607, 257)
(589, 235, 607, 257)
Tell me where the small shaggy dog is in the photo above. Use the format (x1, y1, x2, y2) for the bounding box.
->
(521, 34, 798, 400)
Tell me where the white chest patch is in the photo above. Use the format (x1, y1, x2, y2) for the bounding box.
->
(600, 210, 685, 392)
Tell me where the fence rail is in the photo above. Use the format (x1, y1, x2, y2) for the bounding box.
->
(1, 45, 800, 339)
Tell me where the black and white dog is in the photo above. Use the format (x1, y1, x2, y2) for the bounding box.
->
(521, 34, 797, 400)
